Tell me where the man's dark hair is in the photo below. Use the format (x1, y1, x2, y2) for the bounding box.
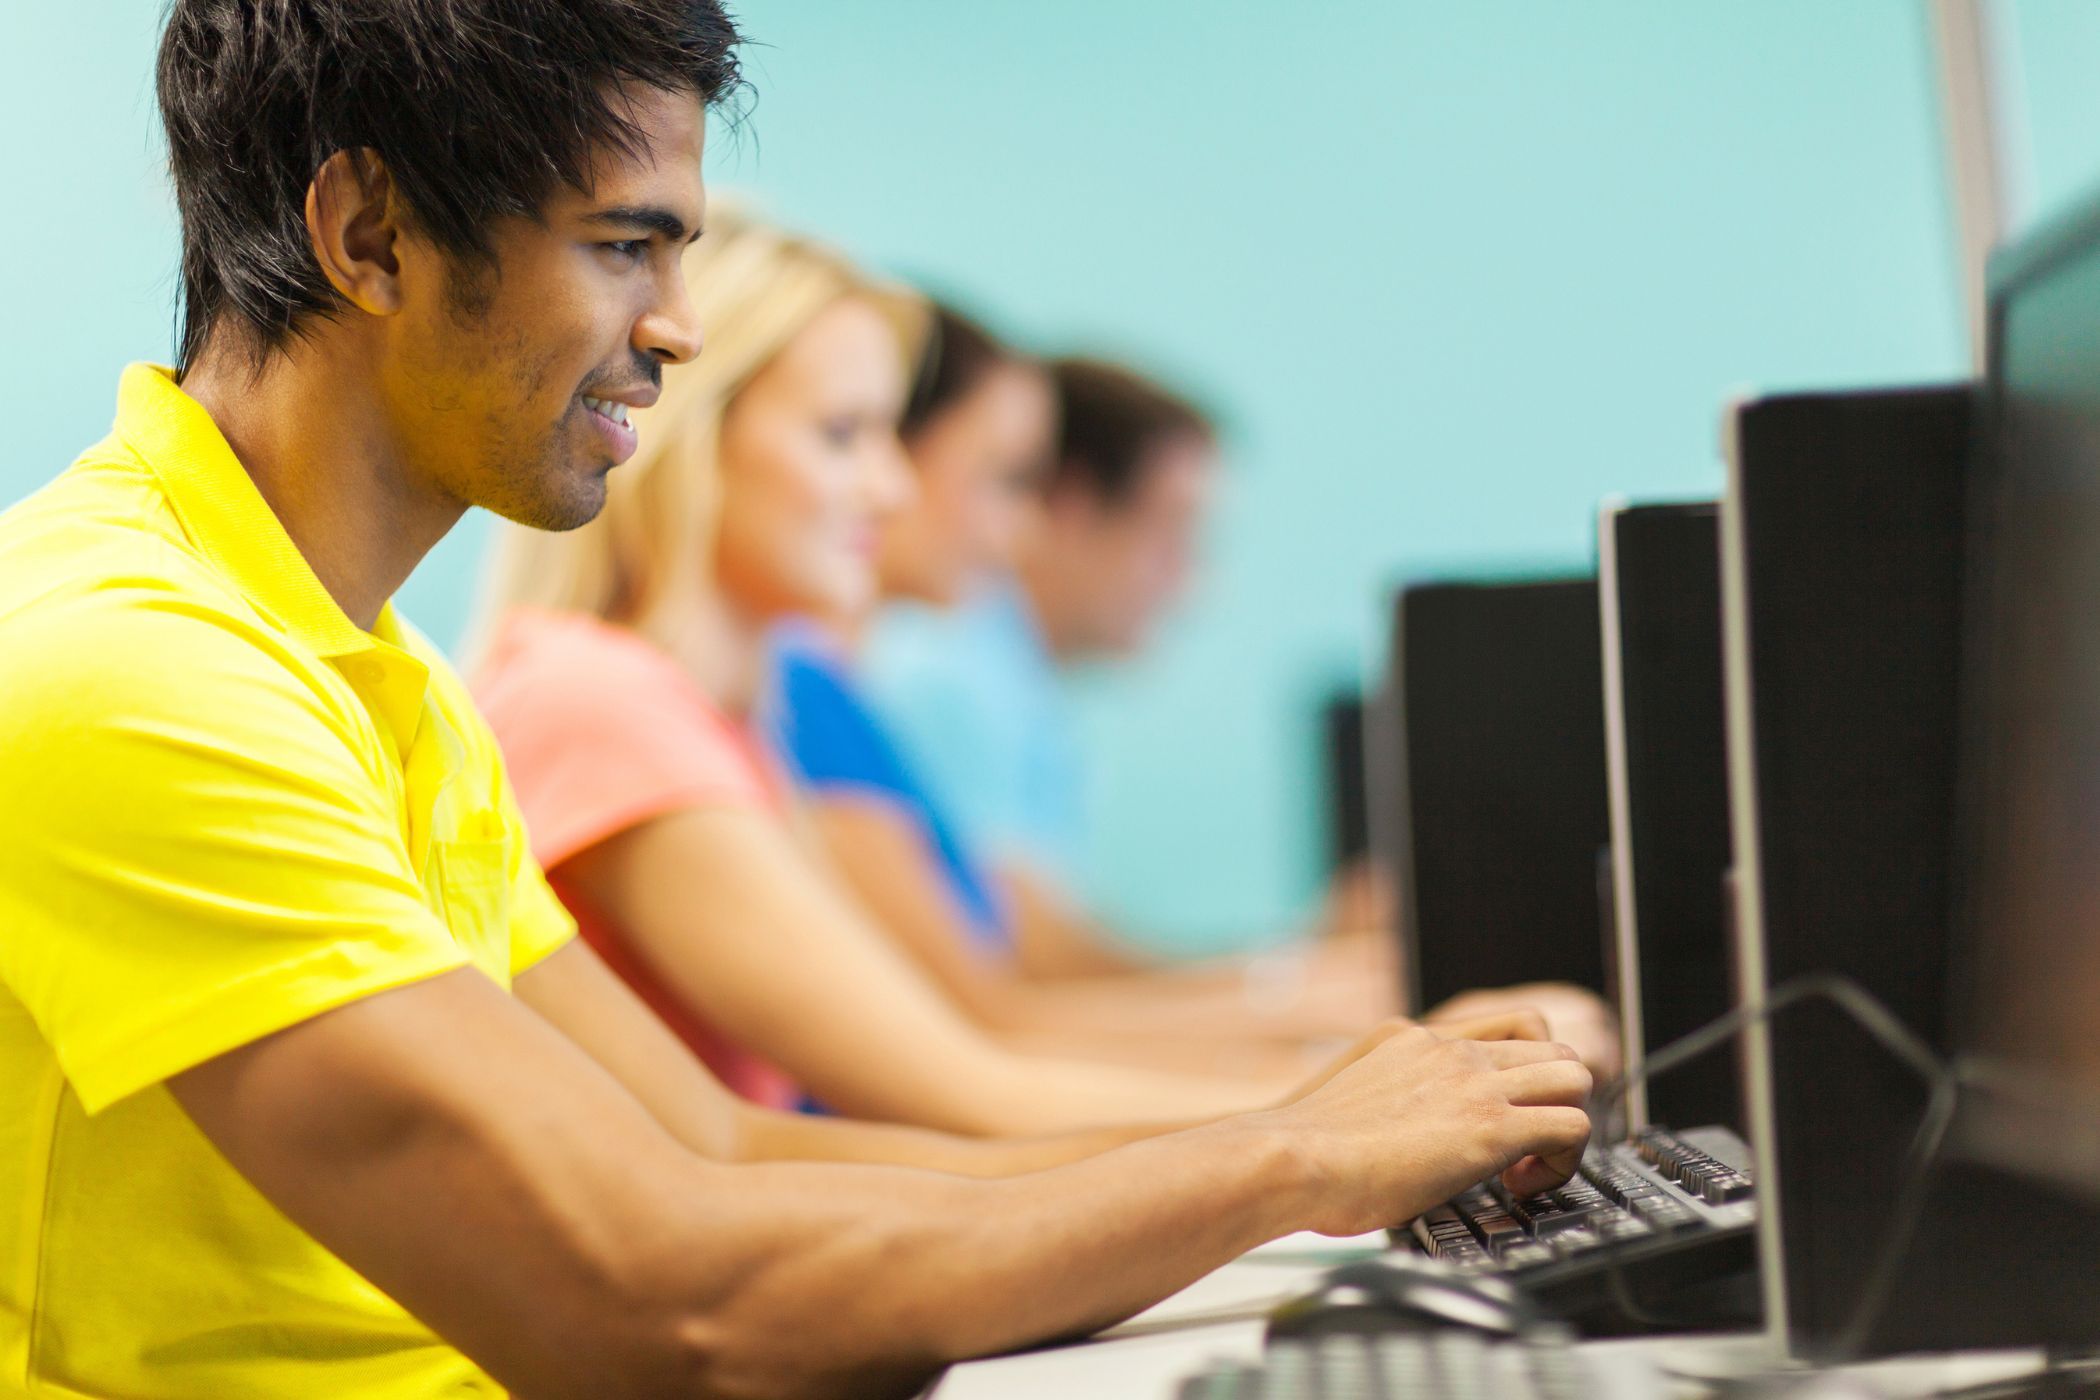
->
(157, 0, 744, 371)
(1048, 357, 1214, 506)
(900, 303, 1012, 442)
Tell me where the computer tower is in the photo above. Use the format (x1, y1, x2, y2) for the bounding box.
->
(1599, 501, 1741, 1134)
(1375, 578, 1611, 1015)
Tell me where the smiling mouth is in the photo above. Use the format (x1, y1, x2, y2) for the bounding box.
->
(582, 396, 631, 428)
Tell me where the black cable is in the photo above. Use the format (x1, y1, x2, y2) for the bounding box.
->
(1589, 972, 1959, 1348)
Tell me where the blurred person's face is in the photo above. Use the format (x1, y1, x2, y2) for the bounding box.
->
(385, 85, 707, 531)
(713, 296, 915, 622)
(879, 361, 1057, 607)
(1035, 430, 1216, 659)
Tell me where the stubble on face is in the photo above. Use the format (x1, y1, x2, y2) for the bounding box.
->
(427, 266, 606, 531)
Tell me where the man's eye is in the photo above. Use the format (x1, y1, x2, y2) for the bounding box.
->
(601, 239, 646, 261)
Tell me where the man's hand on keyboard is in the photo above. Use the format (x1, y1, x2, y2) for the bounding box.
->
(1257, 1023, 1592, 1238)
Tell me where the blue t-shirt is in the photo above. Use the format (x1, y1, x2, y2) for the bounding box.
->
(765, 626, 1013, 958)
(859, 585, 1087, 885)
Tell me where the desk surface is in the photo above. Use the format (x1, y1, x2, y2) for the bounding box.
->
(929, 1234, 2054, 1399)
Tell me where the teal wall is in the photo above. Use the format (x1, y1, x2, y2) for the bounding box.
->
(9, 1, 2066, 955)
(2006, 0, 2100, 231)
(716, 0, 1972, 951)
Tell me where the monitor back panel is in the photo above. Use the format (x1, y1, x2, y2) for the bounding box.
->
(1724, 386, 1970, 1357)
(1322, 693, 1371, 875)
(1388, 579, 1611, 1014)
(1603, 503, 1741, 1133)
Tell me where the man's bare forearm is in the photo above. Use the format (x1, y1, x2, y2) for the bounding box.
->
(639, 1114, 1312, 1396)
(735, 1101, 1185, 1177)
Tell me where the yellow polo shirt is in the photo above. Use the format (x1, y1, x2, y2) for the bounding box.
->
(0, 365, 575, 1397)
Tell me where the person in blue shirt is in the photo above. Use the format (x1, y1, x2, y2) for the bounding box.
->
(770, 620, 1010, 957)
(767, 308, 1418, 1054)
(861, 355, 1226, 964)
(784, 331, 1622, 1071)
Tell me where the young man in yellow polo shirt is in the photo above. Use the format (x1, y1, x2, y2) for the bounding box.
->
(0, 3, 1594, 1396)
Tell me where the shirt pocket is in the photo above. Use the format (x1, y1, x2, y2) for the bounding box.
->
(432, 838, 514, 984)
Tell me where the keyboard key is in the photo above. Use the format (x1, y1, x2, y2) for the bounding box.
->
(1501, 1241, 1555, 1268)
(1700, 1173, 1754, 1205)
(1431, 1330, 1493, 1393)
(1317, 1336, 1374, 1398)
(1598, 1213, 1654, 1242)
(1471, 1214, 1527, 1255)
(1375, 1336, 1435, 1392)
(1625, 1194, 1695, 1229)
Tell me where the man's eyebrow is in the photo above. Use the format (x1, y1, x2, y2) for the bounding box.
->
(582, 206, 704, 244)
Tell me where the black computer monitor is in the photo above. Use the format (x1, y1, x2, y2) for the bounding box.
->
(1722, 386, 1980, 1359)
(1375, 578, 1611, 1015)
(1321, 692, 1371, 876)
(1599, 501, 1740, 1134)
(1923, 197, 2100, 1334)
(1951, 198, 2100, 1222)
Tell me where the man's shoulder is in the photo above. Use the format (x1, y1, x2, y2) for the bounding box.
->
(868, 597, 1015, 696)
(0, 444, 234, 631)
(864, 592, 1059, 738)
(0, 555, 337, 758)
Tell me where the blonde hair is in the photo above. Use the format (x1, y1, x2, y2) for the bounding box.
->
(471, 202, 925, 654)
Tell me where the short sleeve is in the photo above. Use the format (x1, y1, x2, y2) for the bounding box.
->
(769, 638, 911, 797)
(0, 597, 470, 1113)
(472, 614, 773, 871)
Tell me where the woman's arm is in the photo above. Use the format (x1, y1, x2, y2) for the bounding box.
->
(808, 797, 1352, 1068)
(513, 940, 1554, 1181)
(557, 804, 1301, 1135)
(513, 937, 1178, 1175)
(814, 795, 1398, 1046)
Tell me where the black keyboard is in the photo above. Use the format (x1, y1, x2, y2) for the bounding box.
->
(1175, 1326, 1664, 1399)
(1400, 1125, 1759, 1329)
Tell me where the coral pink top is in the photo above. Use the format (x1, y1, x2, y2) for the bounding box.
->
(472, 609, 801, 1110)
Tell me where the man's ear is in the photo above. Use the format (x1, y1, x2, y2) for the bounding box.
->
(305, 148, 404, 316)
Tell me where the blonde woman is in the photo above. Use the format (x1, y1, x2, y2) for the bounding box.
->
(473, 209, 1505, 1134)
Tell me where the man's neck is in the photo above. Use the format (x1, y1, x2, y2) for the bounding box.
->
(1013, 554, 1085, 667)
(180, 337, 466, 632)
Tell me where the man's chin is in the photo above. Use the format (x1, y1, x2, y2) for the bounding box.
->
(489, 471, 609, 534)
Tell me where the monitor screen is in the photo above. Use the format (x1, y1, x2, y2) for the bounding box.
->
(1959, 210, 2100, 1195)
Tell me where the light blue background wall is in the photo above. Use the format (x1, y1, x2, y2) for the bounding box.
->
(2006, 0, 2100, 230)
(5, 2, 2090, 955)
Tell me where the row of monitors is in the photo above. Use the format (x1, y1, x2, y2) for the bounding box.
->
(1314, 180, 2100, 1359)
(1332, 379, 2100, 1358)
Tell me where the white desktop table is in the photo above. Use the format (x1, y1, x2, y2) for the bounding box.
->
(928, 1233, 2054, 1399)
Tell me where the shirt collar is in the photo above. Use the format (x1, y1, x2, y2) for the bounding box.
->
(112, 363, 385, 662)
(987, 579, 1058, 678)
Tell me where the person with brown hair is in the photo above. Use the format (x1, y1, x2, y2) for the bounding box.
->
(860, 355, 1622, 1069)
